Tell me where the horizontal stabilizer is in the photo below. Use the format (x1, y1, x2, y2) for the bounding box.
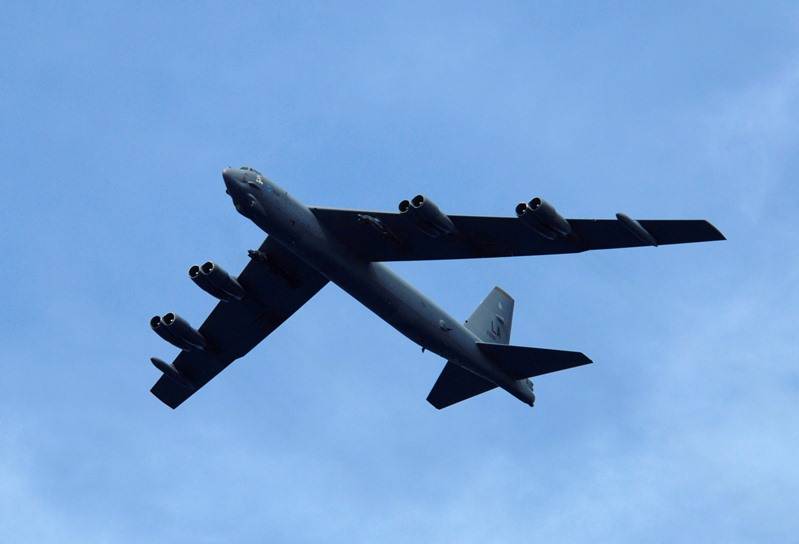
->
(427, 362, 497, 409)
(477, 342, 592, 380)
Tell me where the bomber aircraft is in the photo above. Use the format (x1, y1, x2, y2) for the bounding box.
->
(149, 167, 724, 410)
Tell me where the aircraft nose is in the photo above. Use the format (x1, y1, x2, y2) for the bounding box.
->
(222, 167, 237, 189)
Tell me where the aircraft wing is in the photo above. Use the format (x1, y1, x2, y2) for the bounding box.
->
(310, 207, 725, 262)
(150, 237, 328, 408)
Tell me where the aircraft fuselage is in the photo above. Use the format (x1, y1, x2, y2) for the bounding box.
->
(223, 168, 534, 405)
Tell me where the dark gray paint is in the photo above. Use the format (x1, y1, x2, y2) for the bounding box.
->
(148, 167, 725, 410)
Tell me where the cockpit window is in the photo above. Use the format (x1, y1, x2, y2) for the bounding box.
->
(240, 166, 263, 176)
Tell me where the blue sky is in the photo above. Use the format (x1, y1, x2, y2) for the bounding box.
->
(2, 2, 798, 541)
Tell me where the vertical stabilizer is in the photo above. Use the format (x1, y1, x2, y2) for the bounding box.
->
(426, 287, 522, 409)
(464, 286, 514, 344)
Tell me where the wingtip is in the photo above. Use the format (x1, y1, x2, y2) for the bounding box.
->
(704, 220, 726, 241)
(150, 377, 189, 409)
(149, 386, 179, 409)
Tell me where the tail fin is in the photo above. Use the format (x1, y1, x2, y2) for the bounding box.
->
(465, 286, 513, 344)
(426, 287, 592, 410)
(426, 287, 514, 409)
(477, 342, 593, 380)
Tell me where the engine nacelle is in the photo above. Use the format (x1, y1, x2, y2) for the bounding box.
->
(516, 197, 572, 239)
(398, 194, 456, 237)
(189, 261, 245, 302)
(150, 312, 207, 351)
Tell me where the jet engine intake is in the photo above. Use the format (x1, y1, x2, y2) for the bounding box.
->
(189, 261, 245, 302)
(398, 194, 456, 237)
(150, 312, 207, 351)
(516, 197, 572, 239)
